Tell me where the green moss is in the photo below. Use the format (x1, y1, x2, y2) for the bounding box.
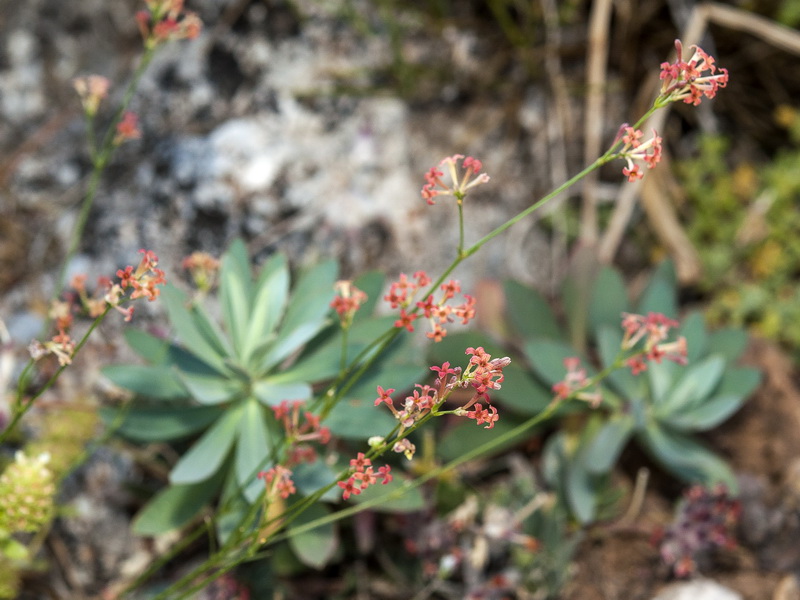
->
(676, 107, 800, 353)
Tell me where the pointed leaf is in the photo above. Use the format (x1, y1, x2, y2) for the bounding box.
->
(647, 360, 681, 403)
(242, 255, 289, 362)
(706, 328, 750, 361)
(220, 242, 253, 356)
(352, 271, 385, 320)
(664, 367, 760, 431)
(133, 468, 225, 535)
(289, 504, 338, 569)
(589, 267, 630, 333)
(279, 259, 338, 336)
(524, 340, 591, 387)
(655, 355, 725, 416)
(325, 395, 397, 440)
(439, 416, 535, 463)
(503, 280, 562, 341)
(124, 328, 170, 363)
(677, 311, 708, 363)
(596, 325, 642, 399)
(170, 404, 243, 484)
(162, 285, 229, 374)
(253, 379, 312, 407)
(584, 414, 635, 474)
(566, 448, 597, 523)
(236, 399, 271, 502)
(491, 362, 553, 416)
(179, 371, 243, 405)
(102, 365, 187, 399)
(636, 261, 678, 318)
(639, 423, 737, 489)
(103, 404, 223, 442)
(351, 475, 426, 512)
(293, 460, 340, 501)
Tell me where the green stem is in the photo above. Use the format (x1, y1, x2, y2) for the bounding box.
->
(1, 307, 111, 444)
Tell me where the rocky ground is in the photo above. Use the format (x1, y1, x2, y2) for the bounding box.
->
(2, 0, 800, 598)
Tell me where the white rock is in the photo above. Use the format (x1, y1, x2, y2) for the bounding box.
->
(652, 579, 743, 600)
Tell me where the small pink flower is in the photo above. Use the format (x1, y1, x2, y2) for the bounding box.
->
(114, 111, 141, 145)
(616, 126, 662, 182)
(421, 154, 490, 205)
(659, 40, 728, 106)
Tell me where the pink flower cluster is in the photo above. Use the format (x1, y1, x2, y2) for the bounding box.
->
(272, 400, 331, 466)
(258, 465, 296, 500)
(375, 347, 508, 434)
(28, 250, 166, 367)
(182, 251, 220, 292)
(72, 75, 110, 117)
(659, 40, 729, 106)
(621, 312, 687, 374)
(330, 280, 368, 326)
(617, 125, 663, 182)
(115, 112, 142, 145)
(421, 154, 490, 205)
(551, 357, 602, 407)
(136, 0, 202, 49)
(114, 249, 167, 304)
(337, 452, 393, 501)
(384, 271, 476, 342)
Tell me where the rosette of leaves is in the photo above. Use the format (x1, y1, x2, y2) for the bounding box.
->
(527, 262, 759, 522)
(103, 240, 425, 544)
(435, 261, 760, 523)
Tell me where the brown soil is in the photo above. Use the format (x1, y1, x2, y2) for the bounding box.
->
(564, 338, 800, 600)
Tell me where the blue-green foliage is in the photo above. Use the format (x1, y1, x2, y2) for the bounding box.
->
(438, 262, 760, 524)
(102, 239, 424, 545)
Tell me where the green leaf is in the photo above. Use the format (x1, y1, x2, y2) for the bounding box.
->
(102, 405, 223, 442)
(288, 503, 338, 569)
(162, 285, 229, 374)
(564, 417, 607, 523)
(188, 301, 235, 358)
(133, 468, 225, 535)
(595, 326, 642, 399)
(325, 395, 397, 440)
(706, 328, 749, 361)
(170, 403, 243, 484)
(639, 423, 737, 489)
(503, 280, 562, 341)
(524, 340, 590, 387)
(589, 267, 629, 333)
(282, 260, 338, 334)
(252, 379, 312, 407)
(427, 331, 503, 368)
(438, 416, 535, 463)
(647, 360, 681, 404)
(636, 261, 678, 318)
(264, 260, 338, 368)
(350, 476, 427, 512)
(677, 311, 708, 363)
(293, 460, 340, 501)
(655, 355, 725, 416)
(124, 328, 170, 363)
(220, 241, 253, 356)
(241, 255, 289, 363)
(179, 371, 243, 405)
(236, 399, 271, 503)
(584, 414, 635, 474)
(490, 362, 553, 416)
(662, 394, 745, 431)
(664, 367, 760, 431)
(352, 271, 385, 320)
(102, 365, 187, 399)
